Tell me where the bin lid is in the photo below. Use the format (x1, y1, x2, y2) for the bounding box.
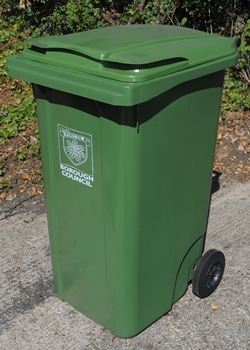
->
(23, 25, 237, 83)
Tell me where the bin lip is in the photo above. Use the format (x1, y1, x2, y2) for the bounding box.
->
(7, 51, 238, 106)
(22, 25, 238, 83)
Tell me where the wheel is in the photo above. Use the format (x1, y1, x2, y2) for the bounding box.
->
(192, 249, 225, 299)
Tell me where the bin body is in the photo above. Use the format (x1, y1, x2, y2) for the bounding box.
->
(7, 25, 238, 338)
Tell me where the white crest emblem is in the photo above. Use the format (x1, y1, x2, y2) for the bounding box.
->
(58, 125, 93, 170)
(58, 124, 94, 187)
(63, 137, 90, 167)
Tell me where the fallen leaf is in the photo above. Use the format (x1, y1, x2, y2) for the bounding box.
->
(30, 136, 37, 143)
(20, 184, 27, 189)
(0, 192, 7, 199)
(6, 193, 17, 201)
(209, 303, 219, 310)
(31, 187, 38, 195)
(21, 173, 31, 180)
(213, 162, 224, 171)
(226, 110, 234, 120)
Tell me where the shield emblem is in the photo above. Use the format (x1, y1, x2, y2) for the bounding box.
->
(63, 136, 90, 167)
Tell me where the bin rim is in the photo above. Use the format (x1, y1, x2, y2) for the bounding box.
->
(7, 51, 238, 106)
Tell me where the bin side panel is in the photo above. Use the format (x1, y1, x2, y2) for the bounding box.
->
(137, 71, 225, 327)
(34, 86, 109, 328)
(101, 71, 225, 337)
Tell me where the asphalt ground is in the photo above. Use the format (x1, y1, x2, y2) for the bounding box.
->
(0, 181, 250, 349)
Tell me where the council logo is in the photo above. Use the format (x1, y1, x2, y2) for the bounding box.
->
(58, 124, 94, 187)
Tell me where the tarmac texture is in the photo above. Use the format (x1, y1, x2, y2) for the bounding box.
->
(0, 182, 250, 349)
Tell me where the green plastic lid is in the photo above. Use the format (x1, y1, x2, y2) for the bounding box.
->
(23, 25, 237, 82)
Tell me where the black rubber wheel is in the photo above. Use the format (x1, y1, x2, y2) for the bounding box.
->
(192, 249, 225, 299)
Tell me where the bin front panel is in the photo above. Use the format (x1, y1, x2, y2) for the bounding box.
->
(34, 85, 109, 327)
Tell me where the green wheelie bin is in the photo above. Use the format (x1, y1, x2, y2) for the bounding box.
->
(7, 25, 238, 338)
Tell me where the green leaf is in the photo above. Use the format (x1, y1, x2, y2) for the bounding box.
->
(181, 17, 187, 26)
